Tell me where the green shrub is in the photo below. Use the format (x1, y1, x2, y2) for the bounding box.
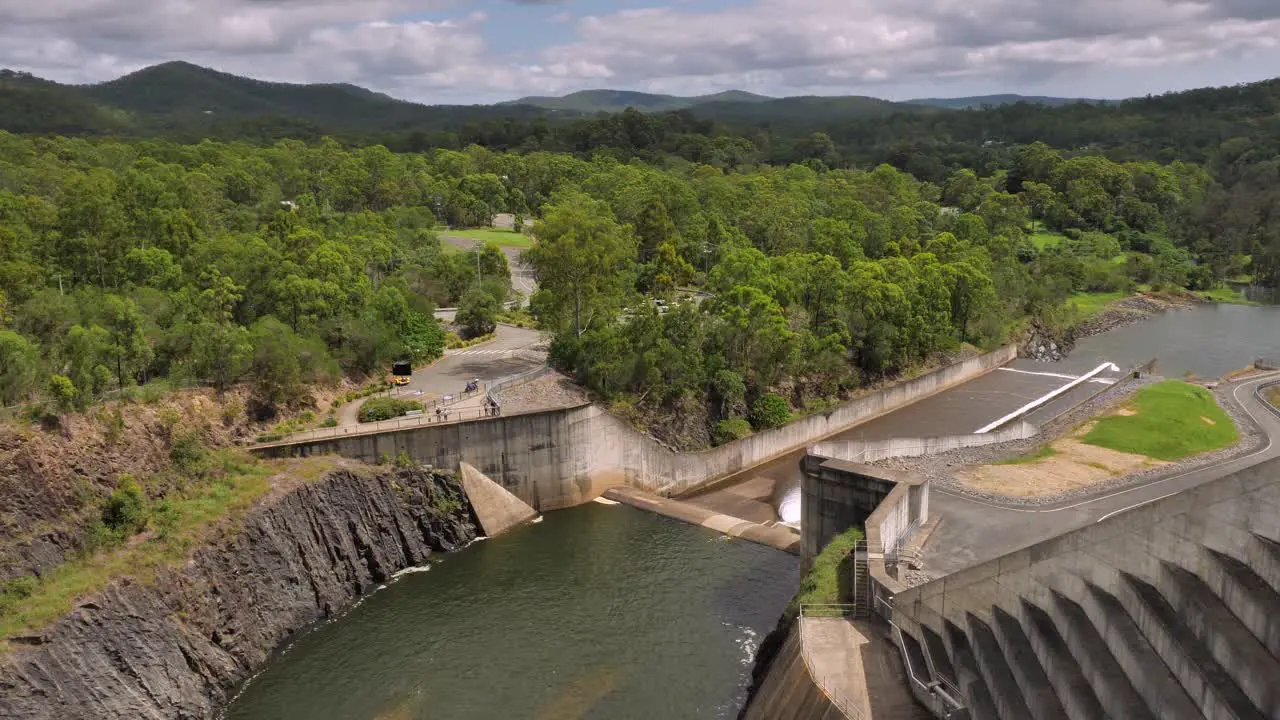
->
(714, 417, 753, 445)
(321, 416, 338, 428)
(169, 430, 207, 473)
(255, 433, 284, 443)
(102, 477, 148, 535)
(151, 500, 179, 540)
(358, 397, 424, 423)
(0, 576, 38, 616)
(47, 374, 78, 412)
(750, 393, 792, 431)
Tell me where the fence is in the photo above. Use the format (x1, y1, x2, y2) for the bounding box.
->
(254, 403, 503, 446)
(485, 359, 551, 411)
(797, 604, 866, 720)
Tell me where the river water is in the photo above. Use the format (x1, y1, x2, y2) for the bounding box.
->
(224, 503, 798, 720)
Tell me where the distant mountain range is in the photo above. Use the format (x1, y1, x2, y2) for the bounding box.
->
(905, 94, 1109, 109)
(502, 89, 774, 113)
(0, 60, 1129, 140)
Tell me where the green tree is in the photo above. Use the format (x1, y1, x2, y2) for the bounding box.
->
(526, 192, 636, 336)
(46, 374, 77, 413)
(0, 329, 38, 405)
(456, 287, 499, 339)
(100, 295, 154, 391)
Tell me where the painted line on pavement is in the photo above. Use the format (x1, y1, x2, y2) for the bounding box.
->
(975, 362, 1120, 433)
(997, 367, 1117, 384)
(937, 374, 1280, 516)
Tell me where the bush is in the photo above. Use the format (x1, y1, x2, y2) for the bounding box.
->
(102, 477, 148, 535)
(0, 576, 38, 617)
(321, 416, 338, 428)
(169, 430, 207, 473)
(714, 417, 754, 445)
(358, 397, 424, 423)
(750, 393, 792, 431)
(47, 374, 78, 412)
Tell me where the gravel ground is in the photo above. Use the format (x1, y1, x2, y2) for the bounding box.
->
(492, 373, 591, 413)
(872, 375, 1268, 509)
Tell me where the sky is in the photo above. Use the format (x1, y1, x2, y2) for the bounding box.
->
(1, 0, 1278, 105)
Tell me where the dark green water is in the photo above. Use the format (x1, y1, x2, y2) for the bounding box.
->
(223, 503, 798, 720)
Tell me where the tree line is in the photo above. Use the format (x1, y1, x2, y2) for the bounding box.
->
(0, 128, 1248, 446)
(0, 133, 517, 416)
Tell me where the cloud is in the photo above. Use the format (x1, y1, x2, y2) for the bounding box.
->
(0, 0, 1277, 102)
(523, 0, 1280, 95)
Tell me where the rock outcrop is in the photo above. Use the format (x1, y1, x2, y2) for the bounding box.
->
(1019, 322, 1075, 362)
(0, 465, 477, 720)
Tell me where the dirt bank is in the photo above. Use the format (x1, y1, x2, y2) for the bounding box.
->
(0, 463, 477, 720)
(1073, 292, 1197, 339)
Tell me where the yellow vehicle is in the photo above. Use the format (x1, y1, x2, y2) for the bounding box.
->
(390, 361, 413, 386)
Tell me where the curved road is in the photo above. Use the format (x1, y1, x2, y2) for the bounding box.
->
(923, 373, 1280, 574)
(336, 325, 545, 428)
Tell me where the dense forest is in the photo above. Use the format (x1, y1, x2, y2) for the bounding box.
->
(0, 123, 1234, 448)
(0, 134, 520, 419)
(3, 63, 1275, 292)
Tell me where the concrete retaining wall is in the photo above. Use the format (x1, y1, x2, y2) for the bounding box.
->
(810, 421, 1038, 464)
(740, 623, 846, 720)
(257, 345, 1015, 511)
(800, 459, 929, 563)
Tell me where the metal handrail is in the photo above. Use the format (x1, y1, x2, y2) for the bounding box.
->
(1254, 378, 1280, 419)
(484, 361, 549, 410)
(797, 604, 867, 720)
(254, 403, 503, 446)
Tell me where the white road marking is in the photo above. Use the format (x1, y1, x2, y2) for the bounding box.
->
(937, 374, 1280, 516)
(975, 362, 1120, 433)
(1094, 492, 1177, 523)
(997, 367, 1117, 384)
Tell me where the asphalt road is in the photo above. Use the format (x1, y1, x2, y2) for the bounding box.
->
(337, 324, 545, 427)
(922, 373, 1280, 575)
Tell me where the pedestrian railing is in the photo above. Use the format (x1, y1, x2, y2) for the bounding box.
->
(796, 603, 867, 720)
(254, 400, 504, 446)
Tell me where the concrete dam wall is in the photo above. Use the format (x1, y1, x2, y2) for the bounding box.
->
(888, 456, 1280, 720)
(257, 345, 1017, 511)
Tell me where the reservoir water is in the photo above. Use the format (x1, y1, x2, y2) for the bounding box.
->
(1056, 303, 1280, 378)
(224, 502, 798, 720)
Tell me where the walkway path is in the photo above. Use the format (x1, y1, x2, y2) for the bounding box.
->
(323, 324, 544, 437)
(923, 372, 1280, 574)
(801, 616, 932, 719)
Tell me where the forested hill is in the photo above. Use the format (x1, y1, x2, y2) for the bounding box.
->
(905, 94, 1106, 109)
(501, 89, 774, 113)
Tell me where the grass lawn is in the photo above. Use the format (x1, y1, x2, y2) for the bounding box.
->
(1200, 286, 1258, 305)
(1068, 291, 1130, 320)
(789, 526, 863, 615)
(441, 227, 535, 248)
(996, 445, 1058, 465)
(1029, 231, 1067, 250)
(1083, 380, 1238, 461)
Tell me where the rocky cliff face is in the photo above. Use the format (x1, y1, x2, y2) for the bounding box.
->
(0, 465, 477, 720)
